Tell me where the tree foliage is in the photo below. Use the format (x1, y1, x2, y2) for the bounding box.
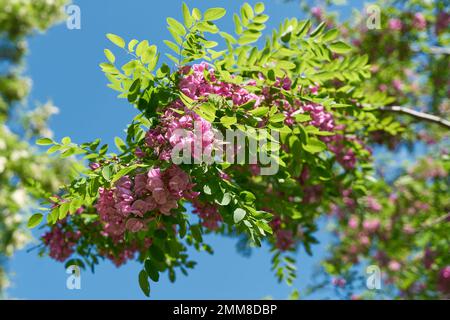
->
(0, 0, 74, 295)
(30, 1, 449, 299)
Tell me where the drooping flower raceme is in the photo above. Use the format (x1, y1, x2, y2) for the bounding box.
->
(96, 165, 198, 237)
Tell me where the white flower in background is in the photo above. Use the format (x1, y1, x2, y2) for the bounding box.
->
(0, 139, 6, 150)
(12, 231, 30, 250)
(10, 149, 29, 161)
(11, 188, 27, 205)
(0, 157, 7, 174)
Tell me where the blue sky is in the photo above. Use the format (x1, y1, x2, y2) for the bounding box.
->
(6, 0, 367, 299)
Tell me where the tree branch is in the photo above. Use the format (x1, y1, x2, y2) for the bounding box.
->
(413, 46, 450, 55)
(378, 106, 450, 129)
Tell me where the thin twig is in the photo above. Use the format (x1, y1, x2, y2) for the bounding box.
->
(378, 106, 450, 129)
(412, 46, 450, 55)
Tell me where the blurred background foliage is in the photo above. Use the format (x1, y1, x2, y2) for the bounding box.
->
(0, 0, 77, 295)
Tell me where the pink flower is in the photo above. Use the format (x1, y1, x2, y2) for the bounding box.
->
(413, 13, 426, 30)
(126, 218, 145, 233)
(392, 79, 403, 92)
(388, 260, 401, 271)
(89, 162, 101, 170)
(437, 266, 450, 294)
(363, 219, 380, 233)
(275, 229, 294, 251)
(348, 216, 359, 229)
(152, 187, 167, 205)
(147, 169, 164, 191)
(130, 199, 149, 217)
(332, 278, 346, 288)
(192, 200, 222, 230)
(42, 224, 80, 262)
(388, 18, 403, 31)
(134, 173, 148, 196)
(134, 147, 146, 158)
(311, 7, 322, 20)
(366, 196, 382, 212)
(435, 12, 450, 35)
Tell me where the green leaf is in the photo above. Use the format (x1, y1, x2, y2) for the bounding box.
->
(233, 14, 243, 35)
(329, 41, 352, 54)
(310, 21, 326, 37)
(61, 136, 71, 145)
(128, 39, 139, 52)
(59, 202, 70, 220)
(136, 40, 149, 57)
(196, 103, 216, 122)
(36, 138, 54, 145)
(182, 2, 193, 27)
(104, 49, 115, 63)
(138, 270, 150, 297)
(190, 225, 203, 243)
(249, 106, 269, 117)
(111, 164, 140, 184)
(241, 3, 254, 20)
(180, 92, 194, 107)
(144, 260, 160, 282)
(294, 114, 311, 122)
(254, 2, 265, 14)
(233, 208, 246, 223)
(303, 138, 327, 153)
(65, 258, 86, 270)
(204, 8, 226, 21)
(192, 8, 202, 20)
(114, 137, 126, 152)
(102, 166, 112, 181)
(322, 28, 339, 42)
(238, 34, 260, 45)
(296, 19, 311, 37)
(270, 113, 286, 123)
(47, 207, 59, 225)
(220, 116, 237, 128)
(106, 33, 125, 48)
(149, 244, 165, 262)
(27, 213, 43, 229)
(164, 40, 180, 55)
(46, 145, 61, 154)
(167, 17, 186, 36)
(240, 191, 256, 203)
(217, 193, 232, 206)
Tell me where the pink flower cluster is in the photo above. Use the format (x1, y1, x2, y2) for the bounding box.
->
(99, 238, 152, 267)
(266, 76, 363, 171)
(311, 7, 323, 20)
(438, 266, 450, 294)
(327, 134, 357, 170)
(413, 13, 427, 30)
(179, 62, 261, 105)
(388, 18, 403, 31)
(332, 277, 347, 287)
(301, 103, 335, 132)
(270, 215, 294, 251)
(146, 62, 265, 161)
(435, 12, 450, 35)
(145, 102, 215, 161)
(43, 224, 81, 262)
(96, 165, 198, 237)
(192, 200, 223, 230)
(365, 196, 382, 212)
